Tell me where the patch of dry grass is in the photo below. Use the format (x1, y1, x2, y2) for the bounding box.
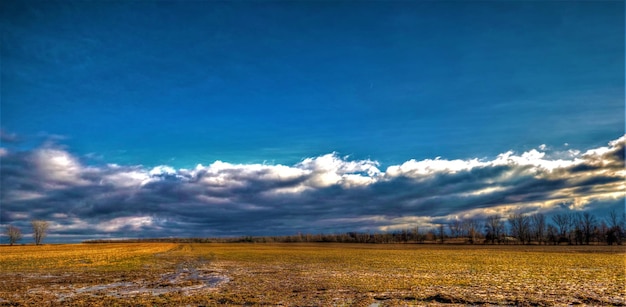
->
(0, 243, 624, 306)
(0, 243, 177, 272)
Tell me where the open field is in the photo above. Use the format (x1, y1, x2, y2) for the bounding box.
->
(0, 243, 624, 306)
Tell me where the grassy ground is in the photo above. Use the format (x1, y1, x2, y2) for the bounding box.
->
(0, 243, 624, 306)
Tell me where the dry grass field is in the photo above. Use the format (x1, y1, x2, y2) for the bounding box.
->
(0, 243, 624, 306)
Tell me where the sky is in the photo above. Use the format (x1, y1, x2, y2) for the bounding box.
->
(1, 1, 624, 243)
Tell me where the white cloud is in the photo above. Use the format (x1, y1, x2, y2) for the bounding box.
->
(297, 153, 381, 188)
(583, 146, 612, 157)
(102, 169, 151, 187)
(193, 153, 381, 194)
(568, 149, 581, 157)
(609, 134, 626, 147)
(149, 165, 177, 176)
(462, 186, 508, 197)
(32, 148, 90, 187)
(97, 216, 155, 232)
(491, 149, 579, 171)
(385, 157, 485, 177)
(583, 135, 625, 159)
(383, 146, 582, 179)
(341, 174, 377, 188)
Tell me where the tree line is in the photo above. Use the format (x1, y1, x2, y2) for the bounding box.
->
(90, 210, 624, 245)
(471, 210, 624, 245)
(5, 210, 625, 245)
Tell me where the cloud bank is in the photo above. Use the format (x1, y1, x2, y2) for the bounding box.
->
(1, 136, 624, 242)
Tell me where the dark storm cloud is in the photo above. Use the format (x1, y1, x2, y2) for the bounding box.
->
(1, 136, 624, 241)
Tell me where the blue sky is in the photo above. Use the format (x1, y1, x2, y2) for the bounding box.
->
(1, 1, 624, 242)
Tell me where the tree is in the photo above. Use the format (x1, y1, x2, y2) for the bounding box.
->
(606, 209, 624, 245)
(578, 212, 596, 245)
(551, 213, 572, 244)
(531, 213, 547, 245)
(606, 223, 622, 245)
(607, 209, 621, 229)
(31, 220, 49, 245)
(448, 220, 462, 239)
(438, 224, 446, 244)
(462, 219, 479, 244)
(484, 215, 504, 244)
(546, 224, 558, 245)
(412, 225, 421, 243)
(596, 222, 608, 244)
(5, 225, 22, 246)
(508, 213, 531, 244)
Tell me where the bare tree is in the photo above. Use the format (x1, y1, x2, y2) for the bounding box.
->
(400, 229, 410, 243)
(606, 209, 623, 245)
(531, 213, 546, 245)
(567, 213, 579, 244)
(5, 225, 22, 246)
(551, 213, 572, 244)
(448, 220, 462, 239)
(546, 224, 558, 245)
(31, 220, 49, 245)
(438, 224, 446, 244)
(578, 212, 596, 245)
(462, 219, 479, 244)
(619, 212, 626, 245)
(607, 209, 621, 229)
(597, 221, 609, 244)
(508, 213, 531, 244)
(484, 215, 504, 244)
(412, 225, 421, 243)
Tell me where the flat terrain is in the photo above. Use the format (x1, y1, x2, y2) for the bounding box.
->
(0, 243, 624, 306)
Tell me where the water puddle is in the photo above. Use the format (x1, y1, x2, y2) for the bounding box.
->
(75, 282, 136, 294)
(26, 259, 229, 301)
(69, 274, 229, 298)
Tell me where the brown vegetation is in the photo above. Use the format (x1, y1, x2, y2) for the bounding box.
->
(0, 243, 624, 306)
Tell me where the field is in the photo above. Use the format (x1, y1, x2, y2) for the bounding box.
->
(0, 243, 624, 306)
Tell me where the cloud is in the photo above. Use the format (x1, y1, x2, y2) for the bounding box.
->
(32, 147, 92, 187)
(0, 129, 19, 143)
(1, 135, 624, 242)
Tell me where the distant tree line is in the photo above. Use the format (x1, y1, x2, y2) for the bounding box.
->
(440, 210, 624, 246)
(467, 210, 625, 245)
(84, 210, 626, 245)
(5, 210, 625, 246)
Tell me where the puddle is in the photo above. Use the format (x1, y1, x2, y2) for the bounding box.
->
(69, 275, 228, 298)
(67, 273, 229, 299)
(75, 282, 136, 294)
(24, 259, 229, 302)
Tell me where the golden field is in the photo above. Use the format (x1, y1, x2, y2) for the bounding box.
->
(0, 243, 624, 306)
